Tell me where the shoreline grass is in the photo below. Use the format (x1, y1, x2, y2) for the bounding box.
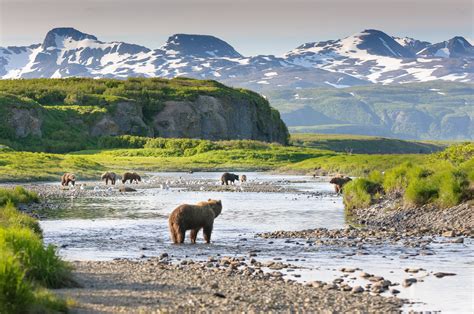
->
(0, 187, 73, 312)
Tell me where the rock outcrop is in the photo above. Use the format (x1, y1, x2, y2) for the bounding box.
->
(153, 96, 288, 143)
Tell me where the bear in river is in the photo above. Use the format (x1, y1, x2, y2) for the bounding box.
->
(168, 199, 222, 244)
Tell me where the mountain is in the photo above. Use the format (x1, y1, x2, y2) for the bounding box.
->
(0, 27, 367, 90)
(417, 37, 474, 58)
(393, 37, 431, 55)
(1, 27, 473, 90)
(284, 29, 474, 85)
(267, 81, 474, 140)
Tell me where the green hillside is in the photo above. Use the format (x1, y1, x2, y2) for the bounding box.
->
(0, 77, 288, 152)
(266, 81, 474, 140)
(290, 133, 446, 154)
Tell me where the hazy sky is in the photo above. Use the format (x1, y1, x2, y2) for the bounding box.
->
(1, 0, 473, 56)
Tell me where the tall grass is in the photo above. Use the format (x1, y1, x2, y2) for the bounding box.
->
(0, 227, 74, 288)
(0, 186, 39, 207)
(0, 187, 73, 312)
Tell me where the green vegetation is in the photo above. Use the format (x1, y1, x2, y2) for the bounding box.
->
(343, 143, 473, 209)
(1, 135, 467, 182)
(0, 187, 72, 312)
(267, 81, 474, 140)
(291, 133, 446, 154)
(0, 77, 287, 152)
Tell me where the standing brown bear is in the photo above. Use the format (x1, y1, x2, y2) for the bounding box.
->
(122, 172, 141, 184)
(101, 172, 117, 185)
(240, 175, 247, 183)
(221, 172, 239, 185)
(330, 175, 352, 194)
(61, 173, 76, 186)
(168, 199, 222, 244)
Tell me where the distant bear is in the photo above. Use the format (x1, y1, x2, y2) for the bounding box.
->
(330, 175, 352, 194)
(101, 172, 117, 185)
(240, 175, 247, 183)
(168, 199, 222, 244)
(122, 172, 141, 184)
(61, 173, 76, 186)
(221, 172, 239, 185)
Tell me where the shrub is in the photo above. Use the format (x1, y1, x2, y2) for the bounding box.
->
(343, 178, 382, 209)
(0, 250, 33, 313)
(0, 227, 74, 288)
(383, 163, 429, 194)
(0, 187, 39, 207)
(435, 169, 469, 207)
(404, 178, 438, 206)
(0, 202, 42, 235)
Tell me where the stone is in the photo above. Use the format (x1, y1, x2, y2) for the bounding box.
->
(433, 272, 456, 278)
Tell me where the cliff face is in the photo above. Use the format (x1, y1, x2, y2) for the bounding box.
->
(153, 95, 288, 143)
(0, 79, 289, 151)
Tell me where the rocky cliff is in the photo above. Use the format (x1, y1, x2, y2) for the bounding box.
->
(0, 78, 289, 152)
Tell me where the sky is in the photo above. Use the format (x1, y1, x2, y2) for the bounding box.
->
(0, 0, 473, 56)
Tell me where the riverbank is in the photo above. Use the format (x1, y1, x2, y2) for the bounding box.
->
(55, 257, 404, 313)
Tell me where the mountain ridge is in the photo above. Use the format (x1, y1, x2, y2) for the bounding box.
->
(1, 27, 473, 89)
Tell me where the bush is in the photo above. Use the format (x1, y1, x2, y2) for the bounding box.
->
(383, 163, 429, 194)
(0, 250, 33, 313)
(404, 178, 438, 206)
(0, 227, 73, 288)
(435, 169, 469, 207)
(343, 178, 382, 209)
(0, 187, 39, 207)
(98, 135, 148, 149)
(0, 202, 42, 236)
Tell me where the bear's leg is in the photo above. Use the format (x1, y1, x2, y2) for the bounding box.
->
(170, 226, 178, 244)
(176, 227, 186, 244)
(190, 228, 199, 244)
(203, 224, 213, 244)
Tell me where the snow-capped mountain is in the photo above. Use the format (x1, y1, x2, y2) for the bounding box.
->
(285, 29, 473, 84)
(0, 27, 366, 90)
(1, 27, 473, 89)
(417, 37, 474, 58)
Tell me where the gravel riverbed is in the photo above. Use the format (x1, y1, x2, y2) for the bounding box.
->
(56, 257, 404, 313)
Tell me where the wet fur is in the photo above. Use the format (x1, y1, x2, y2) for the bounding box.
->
(122, 172, 141, 184)
(61, 173, 76, 186)
(101, 172, 117, 185)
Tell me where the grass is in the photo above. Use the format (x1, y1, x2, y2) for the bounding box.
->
(0, 187, 73, 312)
(0, 135, 464, 182)
(290, 133, 446, 154)
(342, 143, 473, 209)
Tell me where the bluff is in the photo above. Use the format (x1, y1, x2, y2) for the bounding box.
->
(0, 78, 289, 152)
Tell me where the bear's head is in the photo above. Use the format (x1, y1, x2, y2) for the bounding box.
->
(69, 174, 76, 185)
(207, 199, 222, 218)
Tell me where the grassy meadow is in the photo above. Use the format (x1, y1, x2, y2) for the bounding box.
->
(0, 134, 451, 182)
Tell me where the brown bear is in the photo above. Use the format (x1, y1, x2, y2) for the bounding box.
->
(329, 175, 352, 194)
(168, 199, 222, 244)
(61, 173, 76, 186)
(221, 172, 239, 185)
(101, 172, 117, 185)
(122, 172, 141, 184)
(240, 174, 247, 183)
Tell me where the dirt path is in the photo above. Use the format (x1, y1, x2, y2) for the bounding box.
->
(56, 258, 403, 313)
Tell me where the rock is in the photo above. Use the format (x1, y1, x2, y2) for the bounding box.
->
(433, 272, 456, 278)
(160, 253, 169, 259)
(402, 278, 417, 287)
(213, 292, 226, 298)
(119, 187, 137, 192)
(340, 267, 358, 273)
(404, 268, 423, 273)
(442, 230, 455, 237)
(391, 289, 400, 295)
(451, 238, 464, 244)
(352, 286, 364, 293)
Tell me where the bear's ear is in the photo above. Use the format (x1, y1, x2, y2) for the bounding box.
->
(208, 198, 212, 201)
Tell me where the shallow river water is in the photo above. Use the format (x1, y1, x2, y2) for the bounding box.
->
(35, 172, 473, 313)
